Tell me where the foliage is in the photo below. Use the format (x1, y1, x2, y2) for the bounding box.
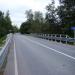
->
(0, 36, 6, 46)
(20, 0, 75, 37)
(58, 0, 75, 37)
(20, 21, 31, 34)
(12, 25, 19, 33)
(0, 10, 13, 38)
(20, 10, 45, 34)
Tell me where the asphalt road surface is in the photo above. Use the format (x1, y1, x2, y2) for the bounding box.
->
(4, 34, 75, 75)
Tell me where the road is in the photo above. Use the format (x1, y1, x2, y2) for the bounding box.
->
(4, 34, 75, 75)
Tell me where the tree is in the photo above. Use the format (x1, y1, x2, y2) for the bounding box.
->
(12, 25, 19, 33)
(30, 11, 44, 33)
(20, 10, 45, 34)
(25, 9, 33, 21)
(45, 0, 59, 34)
(20, 0, 75, 36)
(0, 10, 13, 37)
(0, 11, 5, 37)
(20, 22, 31, 34)
(58, 0, 75, 37)
(5, 10, 13, 33)
(33, 11, 43, 22)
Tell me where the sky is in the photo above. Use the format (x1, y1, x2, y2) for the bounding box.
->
(0, 0, 59, 28)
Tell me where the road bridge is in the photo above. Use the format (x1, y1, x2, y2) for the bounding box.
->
(3, 34, 75, 75)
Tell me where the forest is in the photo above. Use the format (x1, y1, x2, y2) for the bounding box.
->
(0, 0, 75, 38)
(20, 0, 75, 37)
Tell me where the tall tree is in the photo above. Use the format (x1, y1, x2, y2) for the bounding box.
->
(20, 22, 31, 34)
(45, 0, 59, 34)
(20, 10, 45, 33)
(58, 0, 75, 37)
(0, 10, 13, 37)
(5, 10, 13, 33)
(25, 9, 33, 21)
(0, 11, 6, 37)
(30, 11, 44, 33)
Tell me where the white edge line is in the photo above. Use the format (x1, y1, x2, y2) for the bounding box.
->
(14, 40, 18, 75)
(25, 37, 75, 60)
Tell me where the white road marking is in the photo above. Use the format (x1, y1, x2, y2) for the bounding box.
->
(14, 40, 18, 75)
(25, 37, 75, 60)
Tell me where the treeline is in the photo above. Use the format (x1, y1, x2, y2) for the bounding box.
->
(20, 0, 75, 37)
(0, 10, 13, 38)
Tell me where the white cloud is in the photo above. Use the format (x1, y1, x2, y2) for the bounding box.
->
(0, 0, 59, 28)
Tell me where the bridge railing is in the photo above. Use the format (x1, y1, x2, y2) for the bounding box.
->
(0, 33, 13, 69)
(31, 33, 75, 44)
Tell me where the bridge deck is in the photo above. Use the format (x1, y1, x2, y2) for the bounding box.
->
(4, 34, 75, 75)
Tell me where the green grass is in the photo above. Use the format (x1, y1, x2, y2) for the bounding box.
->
(0, 36, 6, 47)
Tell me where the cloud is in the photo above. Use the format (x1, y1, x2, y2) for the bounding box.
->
(0, 0, 59, 28)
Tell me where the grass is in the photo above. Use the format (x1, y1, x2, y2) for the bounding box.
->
(0, 36, 6, 47)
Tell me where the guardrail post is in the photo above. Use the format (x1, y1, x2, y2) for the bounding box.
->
(60, 34, 62, 43)
(45, 34, 46, 39)
(42, 34, 44, 39)
(51, 34, 52, 41)
(66, 35, 68, 44)
(55, 34, 56, 42)
(47, 34, 49, 40)
(42, 34, 43, 39)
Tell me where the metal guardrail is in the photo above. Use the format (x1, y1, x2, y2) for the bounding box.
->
(31, 33, 75, 44)
(0, 33, 13, 69)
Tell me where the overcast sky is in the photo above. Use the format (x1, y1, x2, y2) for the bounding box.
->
(0, 0, 59, 28)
